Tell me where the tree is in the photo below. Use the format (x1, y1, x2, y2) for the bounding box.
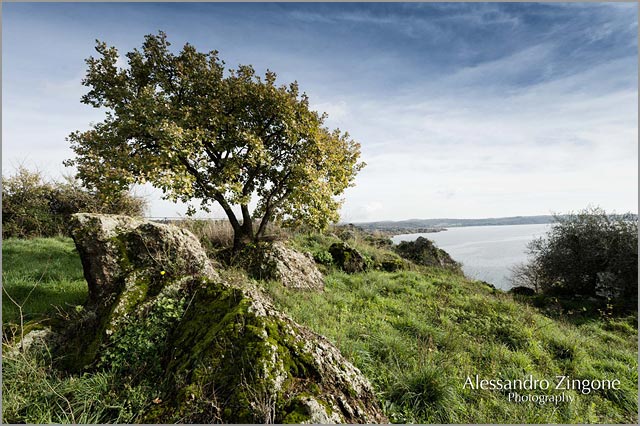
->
(508, 261, 544, 293)
(65, 32, 364, 249)
(520, 207, 637, 307)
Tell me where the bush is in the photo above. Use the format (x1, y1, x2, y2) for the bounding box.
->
(2, 167, 146, 238)
(1, 168, 58, 238)
(522, 207, 637, 308)
(312, 250, 334, 266)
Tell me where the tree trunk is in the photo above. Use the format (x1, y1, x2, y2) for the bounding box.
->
(231, 226, 255, 251)
(232, 204, 255, 251)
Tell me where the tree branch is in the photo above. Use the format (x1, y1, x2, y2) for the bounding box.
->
(175, 153, 240, 231)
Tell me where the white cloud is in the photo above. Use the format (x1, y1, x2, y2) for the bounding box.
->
(337, 57, 637, 221)
(2, 2, 636, 221)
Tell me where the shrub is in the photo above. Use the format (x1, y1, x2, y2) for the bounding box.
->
(1, 168, 60, 238)
(2, 167, 146, 238)
(521, 207, 637, 308)
(312, 250, 334, 266)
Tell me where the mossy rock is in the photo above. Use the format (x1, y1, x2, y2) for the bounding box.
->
(329, 242, 368, 273)
(153, 280, 384, 423)
(69, 213, 216, 304)
(395, 237, 461, 271)
(234, 241, 325, 290)
(376, 254, 406, 272)
(55, 214, 217, 372)
(56, 214, 385, 423)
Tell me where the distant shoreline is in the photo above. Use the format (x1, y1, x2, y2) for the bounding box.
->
(351, 215, 554, 236)
(352, 213, 638, 236)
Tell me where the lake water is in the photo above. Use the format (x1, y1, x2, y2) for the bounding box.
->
(392, 223, 551, 290)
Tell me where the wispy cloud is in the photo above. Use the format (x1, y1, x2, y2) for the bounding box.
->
(3, 2, 637, 220)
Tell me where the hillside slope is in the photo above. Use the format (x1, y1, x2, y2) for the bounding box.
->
(263, 233, 638, 423)
(2, 236, 637, 424)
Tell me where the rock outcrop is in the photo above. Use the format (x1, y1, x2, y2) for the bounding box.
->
(376, 254, 406, 272)
(70, 213, 216, 304)
(58, 213, 216, 370)
(260, 242, 325, 290)
(160, 281, 384, 423)
(394, 237, 461, 271)
(329, 242, 369, 273)
(58, 213, 385, 423)
(509, 286, 536, 296)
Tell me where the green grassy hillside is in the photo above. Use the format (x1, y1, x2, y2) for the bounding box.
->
(2, 236, 637, 423)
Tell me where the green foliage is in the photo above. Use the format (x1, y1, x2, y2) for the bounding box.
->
(65, 32, 364, 247)
(1, 168, 58, 239)
(2, 167, 145, 239)
(312, 250, 334, 266)
(524, 207, 637, 309)
(98, 290, 186, 378)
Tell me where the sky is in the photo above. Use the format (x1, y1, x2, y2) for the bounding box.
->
(2, 2, 638, 222)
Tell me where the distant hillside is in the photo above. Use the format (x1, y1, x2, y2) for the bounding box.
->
(354, 213, 638, 233)
(354, 215, 556, 231)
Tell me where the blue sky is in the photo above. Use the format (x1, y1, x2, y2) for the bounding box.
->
(3, 2, 638, 221)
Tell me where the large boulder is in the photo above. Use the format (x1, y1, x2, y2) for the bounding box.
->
(394, 237, 461, 271)
(329, 242, 369, 273)
(58, 214, 385, 423)
(267, 242, 325, 290)
(156, 281, 385, 423)
(234, 241, 325, 291)
(70, 213, 216, 304)
(58, 213, 217, 370)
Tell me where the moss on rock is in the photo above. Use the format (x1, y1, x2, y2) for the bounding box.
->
(56, 214, 385, 423)
(155, 279, 383, 423)
(329, 242, 368, 273)
(395, 236, 461, 271)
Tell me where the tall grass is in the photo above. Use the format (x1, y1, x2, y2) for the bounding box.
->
(177, 218, 235, 252)
(2, 346, 151, 424)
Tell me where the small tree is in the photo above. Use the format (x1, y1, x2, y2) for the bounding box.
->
(65, 32, 364, 249)
(522, 207, 637, 306)
(508, 261, 544, 293)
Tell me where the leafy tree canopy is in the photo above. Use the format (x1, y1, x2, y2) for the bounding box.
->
(66, 32, 364, 247)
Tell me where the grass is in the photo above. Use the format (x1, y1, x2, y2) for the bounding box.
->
(262, 269, 637, 423)
(2, 348, 151, 424)
(2, 238, 87, 325)
(2, 235, 637, 424)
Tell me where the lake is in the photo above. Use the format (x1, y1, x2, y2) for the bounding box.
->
(392, 223, 552, 290)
